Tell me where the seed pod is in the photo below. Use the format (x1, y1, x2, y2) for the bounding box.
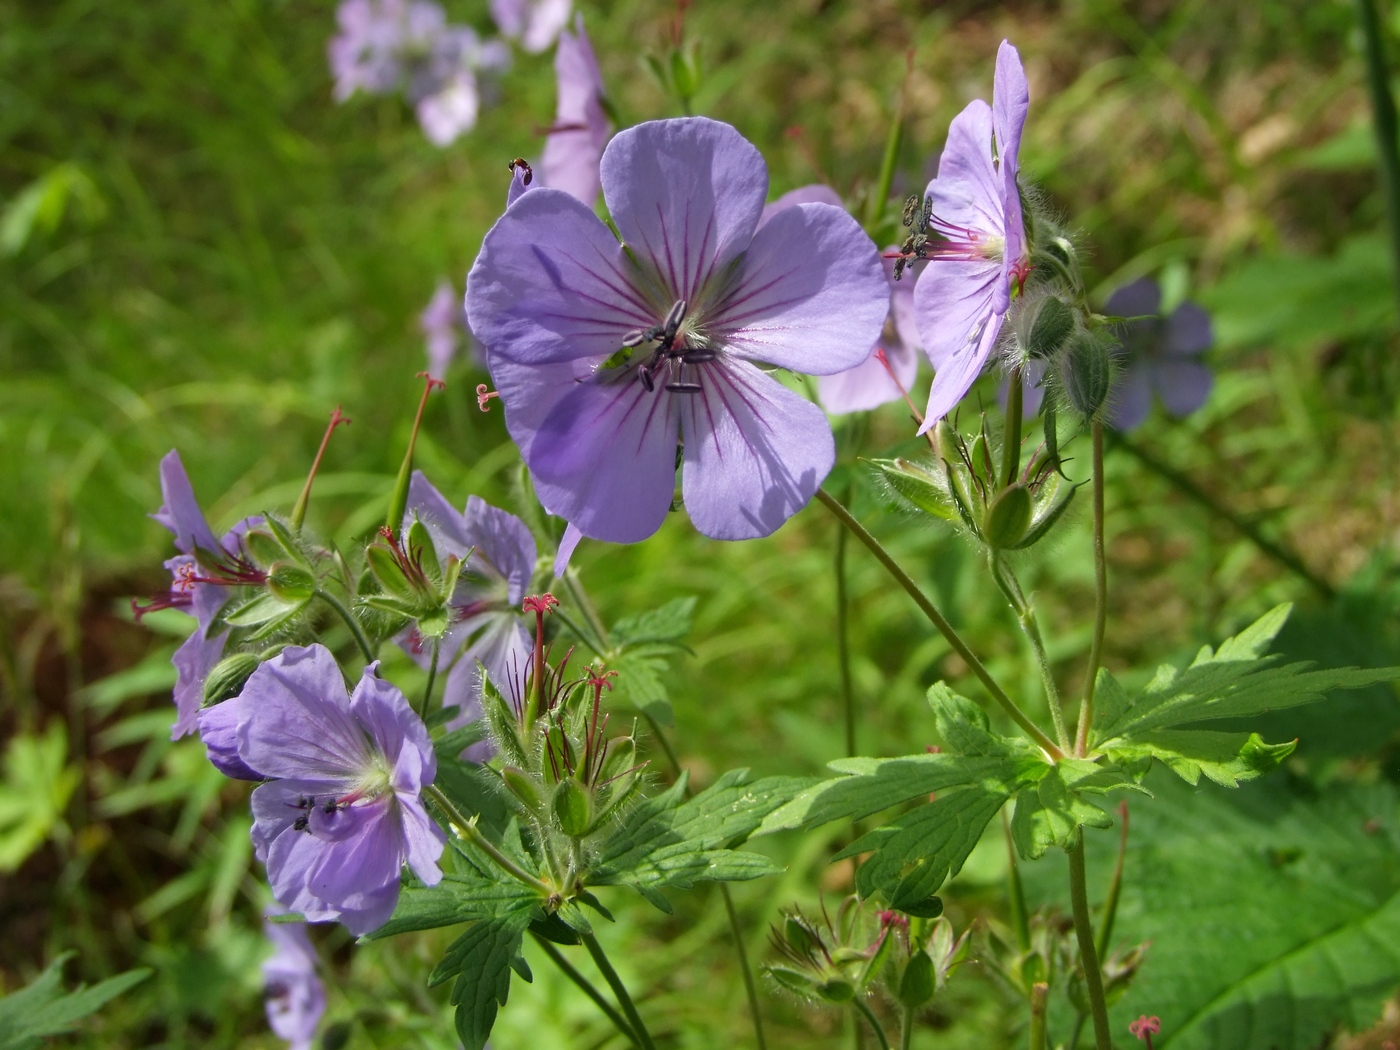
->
(983, 484, 1033, 550)
(551, 777, 593, 838)
(203, 651, 261, 706)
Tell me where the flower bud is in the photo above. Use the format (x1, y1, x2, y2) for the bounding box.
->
(1059, 331, 1114, 419)
(405, 519, 441, 580)
(1020, 295, 1076, 360)
(552, 777, 593, 838)
(267, 562, 316, 603)
(501, 766, 544, 816)
(982, 484, 1032, 550)
(244, 528, 286, 568)
(203, 651, 262, 706)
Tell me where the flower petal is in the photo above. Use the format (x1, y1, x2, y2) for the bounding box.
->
(397, 793, 446, 885)
(818, 341, 917, 415)
(490, 354, 681, 543)
(468, 187, 657, 365)
(1109, 363, 1153, 431)
(152, 450, 222, 555)
(554, 522, 584, 578)
(1150, 359, 1213, 418)
(349, 666, 436, 788)
(305, 797, 404, 903)
(405, 470, 470, 558)
(927, 100, 1001, 245)
(993, 40, 1030, 277)
(707, 202, 888, 375)
(540, 16, 608, 208)
(679, 361, 834, 539)
(1104, 278, 1161, 320)
(913, 259, 1004, 427)
(601, 117, 768, 304)
(237, 645, 374, 781)
(1166, 301, 1213, 356)
(758, 184, 844, 226)
(463, 495, 537, 604)
(171, 627, 225, 740)
(198, 696, 261, 780)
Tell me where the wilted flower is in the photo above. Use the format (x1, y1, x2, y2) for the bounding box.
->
(913, 40, 1030, 431)
(491, 0, 572, 53)
(143, 450, 264, 740)
(761, 184, 922, 414)
(539, 15, 609, 208)
(398, 471, 537, 733)
(421, 279, 465, 379)
(262, 913, 325, 1050)
(467, 117, 888, 543)
(1104, 277, 1213, 431)
(238, 645, 445, 935)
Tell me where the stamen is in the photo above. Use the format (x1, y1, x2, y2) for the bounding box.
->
(621, 329, 650, 348)
(291, 405, 352, 531)
(680, 349, 716, 363)
(664, 382, 702, 393)
(476, 384, 500, 412)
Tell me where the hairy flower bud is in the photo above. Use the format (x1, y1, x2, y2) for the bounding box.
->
(267, 563, 316, 603)
(551, 777, 592, 838)
(1020, 295, 1076, 360)
(203, 651, 262, 706)
(983, 484, 1033, 550)
(1059, 331, 1114, 419)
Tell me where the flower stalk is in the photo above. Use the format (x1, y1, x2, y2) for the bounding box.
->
(1074, 421, 1107, 756)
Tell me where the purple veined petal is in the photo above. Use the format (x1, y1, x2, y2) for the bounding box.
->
(554, 522, 584, 578)
(678, 360, 835, 540)
(758, 184, 844, 227)
(707, 202, 888, 375)
(912, 258, 1004, 427)
(926, 100, 1001, 248)
(1149, 359, 1213, 418)
(887, 254, 925, 353)
(447, 614, 530, 712)
(468, 187, 659, 366)
(992, 40, 1030, 282)
(1103, 277, 1161, 321)
(152, 450, 222, 556)
(198, 695, 262, 780)
(236, 646, 376, 781)
(600, 118, 769, 304)
(256, 780, 355, 921)
(1166, 301, 1213, 356)
(540, 16, 608, 208)
(463, 495, 537, 604)
(396, 787, 446, 884)
(416, 71, 480, 146)
(490, 354, 682, 543)
(1109, 362, 1153, 431)
(171, 628, 226, 740)
(262, 914, 324, 1050)
(405, 470, 471, 559)
(304, 797, 405, 907)
(817, 340, 918, 415)
(348, 666, 436, 787)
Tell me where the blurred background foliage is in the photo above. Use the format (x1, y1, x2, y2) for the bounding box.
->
(1, 0, 1399, 1046)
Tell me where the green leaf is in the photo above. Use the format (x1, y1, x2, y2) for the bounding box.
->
(0, 723, 79, 872)
(1104, 730, 1296, 787)
(1009, 759, 1141, 860)
(429, 908, 536, 1050)
(607, 645, 676, 726)
(611, 597, 696, 646)
(589, 769, 809, 902)
(928, 683, 1028, 757)
(1093, 605, 1400, 744)
(369, 870, 542, 939)
(0, 953, 149, 1050)
(434, 720, 490, 760)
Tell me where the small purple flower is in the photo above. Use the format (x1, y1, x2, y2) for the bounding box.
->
(262, 912, 325, 1050)
(913, 40, 1030, 431)
(491, 0, 572, 54)
(327, 0, 411, 101)
(1105, 278, 1214, 431)
(421, 279, 465, 379)
(399, 472, 536, 735)
(760, 184, 922, 414)
(238, 645, 445, 935)
(146, 450, 264, 740)
(539, 16, 609, 208)
(467, 117, 889, 543)
(414, 30, 511, 146)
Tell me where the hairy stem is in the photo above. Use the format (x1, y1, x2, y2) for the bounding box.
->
(1003, 811, 1031, 955)
(852, 998, 893, 1050)
(531, 933, 640, 1047)
(1029, 982, 1049, 1050)
(900, 1002, 915, 1050)
(424, 784, 553, 896)
(1001, 365, 1025, 489)
(315, 588, 375, 664)
(836, 519, 857, 757)
(816, 489, 1062, 758)
(1074, 422, 1107, 757)
(1068, 843, 1113, 1050)
(420, 637, 440, 720)
(582, 933, 658, 1050)
(991, 555, 1070, 750)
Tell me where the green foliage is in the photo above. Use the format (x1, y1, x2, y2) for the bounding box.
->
(429, 910, 536, 1050)
(603, 596, 698, 726)
(0, 954, 149, 1050)
(0, 723, 79, 872)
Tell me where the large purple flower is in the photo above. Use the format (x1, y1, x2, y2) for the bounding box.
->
(148, 450, 264, 740)
(237, 645, 445, 935)
(913, 40, 1030, 431)
(539, 16, 609, 208)
(467, 117, 888, 543)
(262, 912, 325, 1050)
(1105, 278, 1214, 431)
(399, 471, 536, 730)
(760, 185, 922, 414)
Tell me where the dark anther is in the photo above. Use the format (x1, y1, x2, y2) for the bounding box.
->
(664, 382, 703, 393)
(663, 299, 688, 335)
(323, 799, 340, 815)
(293, 816, 310, 832)
(621, 328, 651, 347)
(680, 349, 716, 363)
(639, 368, 656, 392)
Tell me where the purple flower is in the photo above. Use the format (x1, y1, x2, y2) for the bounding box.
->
(414, 30, 511, 146)
(262, 912, 325, 1050)
(421, 279, 465, 379)
(1105, 278, 1214, 431)
(399, 472, 536, 736)
(913, 40, 1030, 431)
(539, 16, 609, 208)
(491, 0, 572, 54)
(147, 450, 264, 740)
(467, 117, 889, 543)
(760, 184, 923, 414)
(327, 0, 412, 101)
(238, 645, 445, 935)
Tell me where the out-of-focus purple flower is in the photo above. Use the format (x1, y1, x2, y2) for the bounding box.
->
(467, 117, 888, 544)
(262, 912, 325, 1050)
(422, 279, 464, 379)
(399, 472, 536, 738)
(414, 30, 511, 146)
(1105, 278, 1213, 430)
(491, 0, 572, 53)
(146, 450, 264, 740)
(760, 184, 922, 414)
(913, 40, 1030, 431)
(540, 16, 609, 208)
(238, 645, 445, 935)
(328, 0, 410, 101)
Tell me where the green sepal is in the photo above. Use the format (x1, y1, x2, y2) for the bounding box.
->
(406, 518, 441, 580)
(482, 675, 530, 769)
(865, 458, 957, 521)
(202, 651, 261, 706)
(551, 778, 592, 839)
(365, 542, 415, 600)
(898, 950, 936, 1009)
(262, 515, 312, 568)
(1008, 476, 1079, 550)
(983, 483, 1032, 549)
(267, 562, 315, 603)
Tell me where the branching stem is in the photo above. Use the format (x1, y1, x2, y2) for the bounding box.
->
(582, 933, 658, 1050)
(531, 933, 640, 1047)
(1068, 843, 1112, 1050)
(853, 998, 893, 1050)
(424, 784, 553, 896)
(1074, 421, 1107, 756)
(315, 588, 375, 664)
(991, 555, 1069, 750)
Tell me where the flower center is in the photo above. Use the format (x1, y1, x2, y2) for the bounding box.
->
(615, 299, 717, 395)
